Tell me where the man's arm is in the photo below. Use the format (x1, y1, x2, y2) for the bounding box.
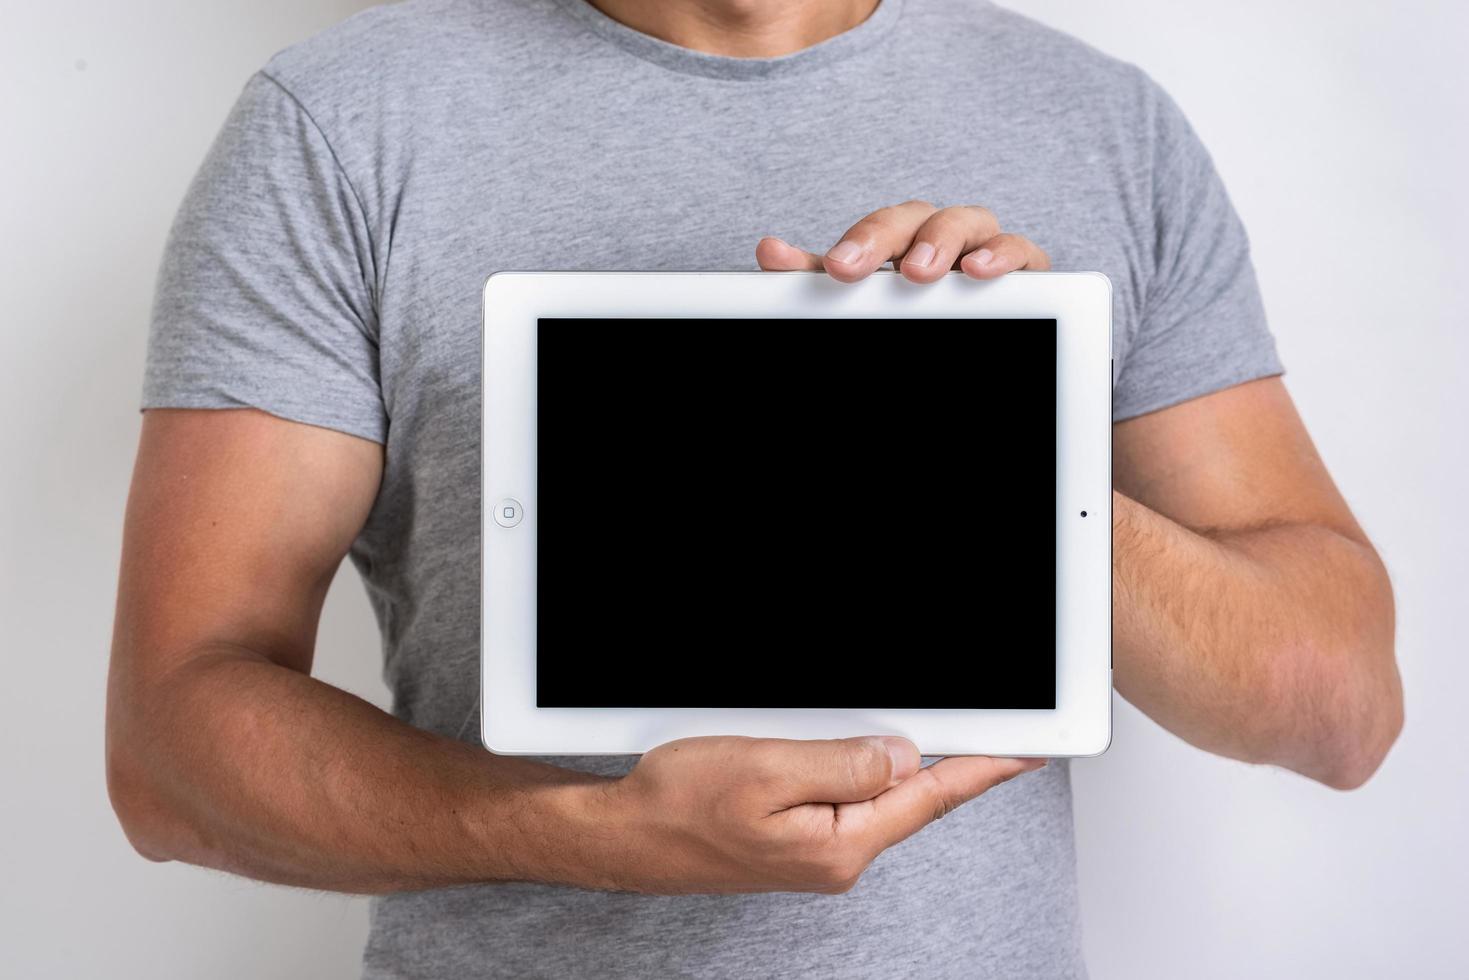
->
(1112, 377, 1402, 789)
(105, 408, 605, 892)
(107, 408, 1036, 894)
(758, 206, 1401, 790)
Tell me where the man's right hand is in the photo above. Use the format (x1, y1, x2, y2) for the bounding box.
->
(592, 736, 1042, 894)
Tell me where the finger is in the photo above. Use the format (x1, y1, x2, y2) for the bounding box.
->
(960, 232, 1052, 280)
(847, 756, 1047, 849)
(822, 200, 938, 283)
(756, 236, 825, 272)
(759, 736, 922, 809)
(896, 205, 1002, 283)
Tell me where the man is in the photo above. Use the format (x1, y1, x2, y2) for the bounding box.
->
(106, 0, 1403, 976)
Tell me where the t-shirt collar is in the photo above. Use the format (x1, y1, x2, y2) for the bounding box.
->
(549, 0, 906, 80)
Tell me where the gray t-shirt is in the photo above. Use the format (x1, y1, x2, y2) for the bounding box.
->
(143, 1, 1283, 976)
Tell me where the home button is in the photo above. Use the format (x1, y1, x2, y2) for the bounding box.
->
(493, 497, 524, 528)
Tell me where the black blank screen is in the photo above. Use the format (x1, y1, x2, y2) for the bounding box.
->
(536, 317, 1056, 709)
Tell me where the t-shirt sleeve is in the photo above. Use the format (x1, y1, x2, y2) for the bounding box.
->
(142, 71, 386, 443)
(1112, 86, 1284, 422)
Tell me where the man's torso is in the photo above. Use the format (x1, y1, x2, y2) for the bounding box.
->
(228, 0, 1191, 975)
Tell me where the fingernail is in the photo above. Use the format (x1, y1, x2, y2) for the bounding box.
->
(877, 736, 921, 781)
(904, 241, 936, 268)
(826, 240, 864, 264)
(969, 247, 995, 267)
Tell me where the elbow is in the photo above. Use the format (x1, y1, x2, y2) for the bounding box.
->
(1312, 669, 1403, 791)
(1301, 578, 1402, 791)
(1320, 559, 1402, 791)
(1269, 544, 1401, 792)
(106, 737, 180, 864)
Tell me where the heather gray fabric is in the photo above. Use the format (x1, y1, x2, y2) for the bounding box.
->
(142, 1, 1284, 976)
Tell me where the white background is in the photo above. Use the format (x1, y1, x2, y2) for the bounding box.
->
(1, 1, 1464, 977)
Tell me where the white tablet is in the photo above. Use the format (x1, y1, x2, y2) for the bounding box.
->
(481, 270, 1112, 757)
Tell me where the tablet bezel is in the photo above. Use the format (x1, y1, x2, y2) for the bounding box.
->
(481, 270, 1112, 757)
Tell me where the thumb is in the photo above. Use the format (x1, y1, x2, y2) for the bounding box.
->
(767, 736, 922, 807)
(858, 756, 1047, 848)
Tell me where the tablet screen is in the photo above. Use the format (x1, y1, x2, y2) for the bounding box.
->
(535, 317, 1057, 709)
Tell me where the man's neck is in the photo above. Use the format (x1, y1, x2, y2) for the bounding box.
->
(583, 0, 881, 58)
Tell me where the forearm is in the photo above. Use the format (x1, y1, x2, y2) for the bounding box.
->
(106, 645, 617, 894)
(1111, 490, 1401, 788)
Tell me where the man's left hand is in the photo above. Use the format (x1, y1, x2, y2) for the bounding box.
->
(756, 200, 1050, 283)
